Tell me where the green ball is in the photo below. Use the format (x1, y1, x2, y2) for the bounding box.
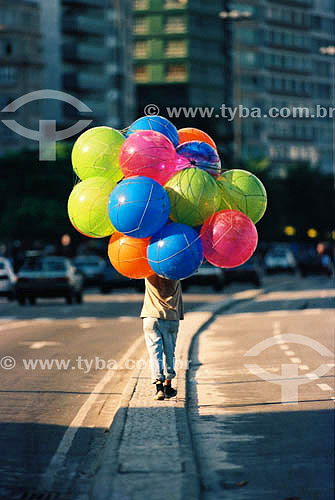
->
(71, 126, 125, 182)
(165, 167, 220, 226)
(68, 177, 116, 238)
(217, 169, 267, 223)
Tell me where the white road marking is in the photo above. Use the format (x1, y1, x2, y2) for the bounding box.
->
(118, 316, 134, 322)
(302, 309, 322, 315)
(79, 323, 92, 329)
(306, 373, 319, 380)
(299, 365, 309, 370)
(279, 344, 289, 350)
(317, 384, 333, 391)
(327, 363, 335, 368)
(285, 350, 296, 356)
(38, 333, 145, 492)
(290, 357, 301, 364)
(21, 341, 61, 350)
(0, 321, 29, 332)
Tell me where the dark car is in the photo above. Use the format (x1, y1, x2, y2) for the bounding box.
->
(299, 253, 333, 277)
(223, 256, 263, 288)
(16, 256, 84, 305)
(100, 264, 144, 293)
(73, 255, 105, 286)
(182, 261, 224, 292)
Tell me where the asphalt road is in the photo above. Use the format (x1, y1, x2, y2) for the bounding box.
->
(188, 274, 335, 500)
(0, 275, 333, 499)
(0, 282, 243, 499)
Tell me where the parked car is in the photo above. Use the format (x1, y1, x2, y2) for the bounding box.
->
(16, 256, 84, 305)
(182, 261, 224, 291)
(264, 248, 297, 274)
(100, 264, 144, 293)
(224, 256, 263, 287)
(299, 253, 333, 277)
(73, 255, 105, 286)
(0, 257, 16, 300)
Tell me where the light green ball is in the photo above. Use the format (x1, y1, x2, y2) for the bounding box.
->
(68, 177, 116, 238)
(217, 169, 267, 223)
(165, 167, 220, 227)
(71, 126, 125, 182)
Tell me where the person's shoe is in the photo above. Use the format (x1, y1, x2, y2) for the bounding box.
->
(154, 382, 165, 400)
(164, 382, 177, 398)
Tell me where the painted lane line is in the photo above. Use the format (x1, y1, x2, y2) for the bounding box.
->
(279, 344, 290, 350)
(302, 309, 322, 315)
(299, 365, 309, 370)
(0, 321, 30, 332)
(284, 350, 296, 356)
(20, 341, 61, 350)
(327, 363, 335, 368)
(290, 357, 301, 364)
(306, 373, 319, 380)
(38, 333, 145, 492)
(317, 384, 333, 391)
(79, 323, 92, 329)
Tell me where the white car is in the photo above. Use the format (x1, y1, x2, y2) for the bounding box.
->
(265, 248, 296, 274)
(0, 257, 16, 300)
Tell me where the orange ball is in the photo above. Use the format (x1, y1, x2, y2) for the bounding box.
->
(178, 127, 217, 151)
(107, 232, 154, 279)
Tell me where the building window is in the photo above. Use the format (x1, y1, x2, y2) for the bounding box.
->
(134, 0, 149, 9)
(165, 40, 187, 57)
(166, 63, 187, 81)
(164, 16, 186, 33)
(135, 65, 149, 82)
(164, 0, 188, 8)
(0, 66, 18, 84)
(134, 17, 149, 34)
(134, 40, 149, 58)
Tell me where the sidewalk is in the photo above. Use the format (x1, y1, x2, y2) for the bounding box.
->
(91, 289, 262, 500)
(90, 278, 302, 500)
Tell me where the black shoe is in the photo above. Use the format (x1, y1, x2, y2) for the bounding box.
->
(154, 383, 165, 400)
(164, 384, 177, 398)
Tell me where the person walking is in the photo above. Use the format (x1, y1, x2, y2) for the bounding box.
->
(141, 274, 184, 400)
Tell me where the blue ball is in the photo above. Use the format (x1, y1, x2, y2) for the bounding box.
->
(108, 176, 170, 238)
(176, 140, 221, 177)
(147, 223, 204, 279)
(126, 116, 179, 148)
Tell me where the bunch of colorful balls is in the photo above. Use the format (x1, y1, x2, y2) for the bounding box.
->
(68, 116, 267, 280)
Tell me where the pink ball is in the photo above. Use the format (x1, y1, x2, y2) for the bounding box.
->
(200, 210, 258, 268)
(119, 130, 177, 185)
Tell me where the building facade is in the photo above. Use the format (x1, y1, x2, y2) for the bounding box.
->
(0, 0, 43, 150)
(0, 0, 135, 154)
(133, 0, 226, 149)
(133, 0, 334, 174)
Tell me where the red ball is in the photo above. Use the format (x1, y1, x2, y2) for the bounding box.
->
(118, 130, 177, 185)
(200, 210, 258, 268)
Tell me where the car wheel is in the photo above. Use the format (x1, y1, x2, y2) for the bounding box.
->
(28, 297, 36, 305)
(18, 296, 26, 306)
(66, 293, 73, 305)
(75, 292, 83, 304)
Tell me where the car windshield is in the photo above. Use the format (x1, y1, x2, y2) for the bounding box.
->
(22, 258, 66, 272)
(45, 261, 66, 272)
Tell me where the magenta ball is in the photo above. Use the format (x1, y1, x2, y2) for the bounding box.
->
(200, 210, 258, 268)
(119, 130, 177, 185)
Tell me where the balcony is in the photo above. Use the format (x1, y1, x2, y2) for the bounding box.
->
(63, 72, 108, 91)
(63, 43, 108, 64)
(62, 15, 107, 36)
